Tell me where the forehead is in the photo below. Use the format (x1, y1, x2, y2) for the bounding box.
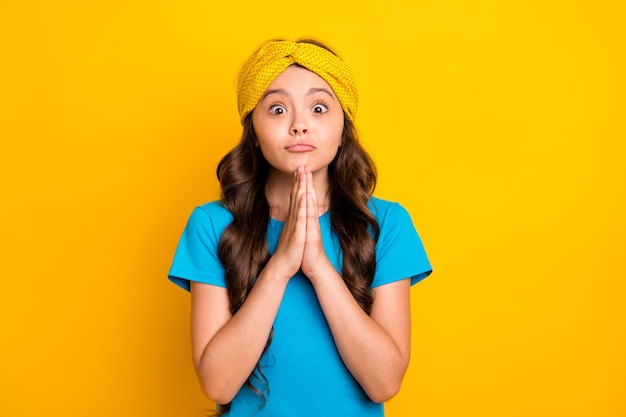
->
(266, 65, 334, 93)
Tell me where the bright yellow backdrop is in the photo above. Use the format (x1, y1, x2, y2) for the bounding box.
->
(1, 1, 624, 416)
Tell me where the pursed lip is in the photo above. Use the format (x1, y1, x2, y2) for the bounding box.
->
(285, 143, 316, 152)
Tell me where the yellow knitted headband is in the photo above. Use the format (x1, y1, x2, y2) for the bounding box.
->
(236, 40, 358, 125)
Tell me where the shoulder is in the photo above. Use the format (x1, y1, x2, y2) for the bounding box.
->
(169, 200, 231, 291)
(186, 200, 233, 235)
(195, 200, 232, 218)
(368, 196, 432, 287)
(367, 196, 412, 224)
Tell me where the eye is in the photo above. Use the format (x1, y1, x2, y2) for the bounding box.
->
(312, 103, 329, 114)
(269, 104, 286, 115)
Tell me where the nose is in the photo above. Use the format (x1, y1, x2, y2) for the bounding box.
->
(292, 126, 308, 135)
(290, 111, 308, 136)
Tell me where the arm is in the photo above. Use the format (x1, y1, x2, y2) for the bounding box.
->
(309, 269, 411, 403)
(190, 168, 310, 404)
(301, 170, 412, 402)
(190, 267, 288, 404)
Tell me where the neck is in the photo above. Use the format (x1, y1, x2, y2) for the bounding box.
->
(265, 167, 330, 221)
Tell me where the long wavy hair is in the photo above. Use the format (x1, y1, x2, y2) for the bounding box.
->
(213, 39, 379, 415)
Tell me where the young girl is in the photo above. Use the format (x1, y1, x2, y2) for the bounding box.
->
(168, 38, 432, 417)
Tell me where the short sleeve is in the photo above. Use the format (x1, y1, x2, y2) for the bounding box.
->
(168, 203, 231, 291)
(371, 201, 432, 288)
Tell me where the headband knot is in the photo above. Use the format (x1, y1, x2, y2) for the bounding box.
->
(237, 40, 358, 124)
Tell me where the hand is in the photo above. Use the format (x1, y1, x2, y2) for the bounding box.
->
(300, 167, 333, 281)
(267, 166, 332, 282)
(266, 166, 308, 281)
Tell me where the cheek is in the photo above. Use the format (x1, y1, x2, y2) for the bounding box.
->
(330, 116, 345, 146)
(252, 120, 273, 147)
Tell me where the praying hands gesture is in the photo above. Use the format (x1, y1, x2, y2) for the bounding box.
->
(268, 165, 332, 283)
(179, 38, 429, 414)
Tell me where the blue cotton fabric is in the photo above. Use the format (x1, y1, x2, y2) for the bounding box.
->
(168, 196, 432, 417)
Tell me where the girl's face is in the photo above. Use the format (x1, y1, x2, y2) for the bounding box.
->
(252, 65, 344, 177)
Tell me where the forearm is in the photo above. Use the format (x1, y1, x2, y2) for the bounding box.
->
(310, 267, 411, 403)
(193, 263, 288, 404)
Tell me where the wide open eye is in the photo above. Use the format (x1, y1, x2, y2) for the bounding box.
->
(312, 103, 328, 114)
(269, 104, 287, 115)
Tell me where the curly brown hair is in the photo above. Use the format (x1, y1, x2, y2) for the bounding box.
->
(213, 38, 379, 415)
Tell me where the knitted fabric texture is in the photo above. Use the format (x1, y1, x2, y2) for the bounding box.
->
(237, 40, 358, 124)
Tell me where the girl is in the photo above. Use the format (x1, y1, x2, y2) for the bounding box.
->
(168, 38, 432, 417)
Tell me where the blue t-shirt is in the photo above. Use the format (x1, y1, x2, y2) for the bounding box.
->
(168, 196, 432, 417)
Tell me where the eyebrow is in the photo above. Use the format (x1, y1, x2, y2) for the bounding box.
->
(261, 87, 336, 101)
(308, 87, 335, 99)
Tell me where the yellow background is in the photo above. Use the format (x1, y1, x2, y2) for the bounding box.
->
(1, 1, 624, 416)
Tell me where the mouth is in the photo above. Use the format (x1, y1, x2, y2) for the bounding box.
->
(285, 144, 316, 153)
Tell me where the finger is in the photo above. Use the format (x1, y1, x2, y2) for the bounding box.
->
(305, 172, 322, 244)
(286, 167, 305, 224)
(286, 169, 299, 219)
(293, 189, 307, 247)
(305, 167, 318, 218)
(289, 167, 308, 238)
(297, 166, 308, 219)
(306, 192, 317, 223)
